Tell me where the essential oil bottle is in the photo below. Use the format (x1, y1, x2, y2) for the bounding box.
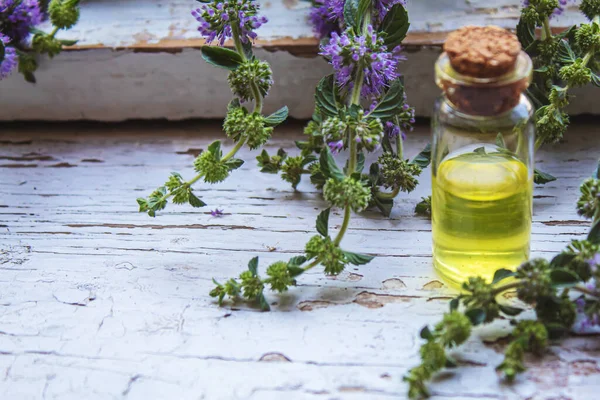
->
(431, 26, 535, 288)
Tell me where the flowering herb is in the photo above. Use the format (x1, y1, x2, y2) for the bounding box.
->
(518, 0, 600, 183)
(210, 208, 224, 217)
(0, 0, 81, 82)
(405, 161, 600, 399)
(212, 1, 429, 311)
(137, 0, 288, 217)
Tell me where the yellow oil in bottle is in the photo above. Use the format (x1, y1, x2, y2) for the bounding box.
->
(432, 145, 532, 288)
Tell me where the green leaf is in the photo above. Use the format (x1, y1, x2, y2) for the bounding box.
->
(343, 0, 360, 30)
(201, 46, 244, 70)
(373, 195, 394, 217)
(588, 219, 600, 244)
(498, 304, 524, 316)
(264, 106, 289, 126)
(323, 147, 345, 182)
(420, 326, 433, 340)
(534, 169, 557, 184)
(248, 257, 259, 276)
(550, 252, 576, 268)
(287, 265, 305, 278)
(492, 269, 515, 285)
(343, 250, 375, 265)
(473, 147, 486, 155)
(315, 75, 339, 118)
(207, 140, 222, 158)
(242, 40, 253, 60)
(188, 192, 207, 208)
(358, 0, 371, 25)
(59, 39, 78, 46)
(380, 4, 410, 50)
(288, 256, 307, 267)
(225, 158, 244, 171)
(257, 292, 270, 311)
(556, 39, 576, 64)
(357, 152, 365, 173)
(369, 79, 405, 120)
(495, 133, 506, 149)
(550, 268, 580, 285)
(465, 308, 486, 326)
(415, 197, 431, 217)
(316, 208, 330, 237)
(449, 297, 460, 311)
(445, 357, 458, 368)
(23, 71, 36, 84)
(516, 18, 536, 52)
(410, 144, 432, 168)
(592, 72, 600, 88)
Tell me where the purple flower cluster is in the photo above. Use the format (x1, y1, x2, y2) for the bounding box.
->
(328, 139, 344, 153)
(1, 0, 42, 41)
(192, 0, 267, 45)
(0, 33, 17, 79)
(320, 25, 405, 98)
(308, 0, 406, 38)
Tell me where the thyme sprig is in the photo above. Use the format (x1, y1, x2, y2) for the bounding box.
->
(211, 1, 428, 310)
(137, 0, 288, 216)
(405, 161, 600, 399)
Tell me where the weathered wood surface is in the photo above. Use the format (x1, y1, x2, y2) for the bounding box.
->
(1, 121, 600, 399)
(0, 0, 596, 121)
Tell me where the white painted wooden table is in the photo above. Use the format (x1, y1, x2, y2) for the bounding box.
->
(1, 122, 600, 400)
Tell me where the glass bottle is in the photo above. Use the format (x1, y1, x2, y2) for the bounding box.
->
(431, 49, 535, 288)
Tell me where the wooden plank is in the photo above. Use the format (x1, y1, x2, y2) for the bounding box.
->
(1, 121, 600, 399)
(0, 0, 595, 121)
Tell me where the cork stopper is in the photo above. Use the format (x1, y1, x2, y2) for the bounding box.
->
(443, 26, 521, 78)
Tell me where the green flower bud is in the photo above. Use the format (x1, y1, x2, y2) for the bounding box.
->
(404, 365, 432, 399)
(227, 59, 273, 102)
(281, 156, 304, 189)
(516, 258, 553, 304)
(223, 106, 247, 142)
(577, 178, 600, 219)
(323, 177, 371, 212)
(565, 239, 599, 280)
(17, 53, 37, 74)
(496, 341, 526, 381)
(559, 59, 592, 87)
(462, 277, 500, 322)
(379, 154, 422, 192)
(548, 86, 569, 108)
(576, 23, 600, 52)
(304, 235, 346, 275)
(537, 38, 559, 62)
(265, 261, 295, 293)
(321, 116, 347, 141)
(194, 150, 229, 183)
(223, 107, 272, 150)
(49, 0, 80, 30)
(513, 320, 548, 355)
(209, 278, 241, 305)
(420, 342, 446, 371)
(435, 311, 472, 348)
(308, 163, 326, 190)
(31, 34, 62, 58)
(239, 270, 264, 299)
(581, 0, 600, 20)
(521, 0, 559, 26)
(354, 117, 383, 153)
(535, 105, 569, 144)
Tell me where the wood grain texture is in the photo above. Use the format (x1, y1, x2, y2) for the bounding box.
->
(1, 121, 600, 399)
(0, 0, 596, 121)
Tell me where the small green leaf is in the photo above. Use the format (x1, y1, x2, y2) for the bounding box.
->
(556, 39, 576, 64)
(226, 158, 244, 171)
(59, 39, 78, 46)
(315, 75, 339, 118)
(23, 71, 36, 84)
(420, 326, 433, 340)
(534, 169, 557, 184)
(445, 357, 458, 368)
(356, 152, 365, 173)
(242, 40, 253, 60)
(248, 256, 259, 276)
(323, 147, 345, 182)
(288, 256, 307, 267)
(465, 308, 486, 326)
(343, 0, 360, 30)
(369, 79, 405, 120)
(287, 265, 305, 277)
(550, 268, 580, 285)
(550, 252, 576, 268)
(473, 147, 486, 155)
(588, 219, 600, 244)
(492, 269, 515, 285)
(449, 297, 460, 311)
(374, 195, 394, 217)
(495, 133, 506, 149)
(380, 4, 410, 50)
(316, 208, 330, 237)
(516, 18, 536, 52)
(415, 196, 431, 218)
(591, 72, 600, 88)
(343, 250, 375, 265)
(207, 140, 222, 158)
(264, 106, 289, 126)
(498, 304, 524, 316)
(188, 192, 207, 208)
(410, 144, 432, 168)
(201, 46, 244, 70)
(257, 292, 270, 311)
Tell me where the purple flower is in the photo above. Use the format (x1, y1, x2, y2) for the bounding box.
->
(0, 0, 43, 42)
(552, 0, 576, 18)
(308, 0, 342, 39)
(328, 140, 344, 153)
(320, 26, 405, 98)
(588, 253, 600, 270)
(210, 208, 224, 217)
(192, 0, 267, 45)
(384, 121, 406, 140)
(0, 34, 17, 79)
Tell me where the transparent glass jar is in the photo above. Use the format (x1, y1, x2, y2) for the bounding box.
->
(431, 51, 535, 288)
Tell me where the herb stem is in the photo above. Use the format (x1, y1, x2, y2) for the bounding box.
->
(222, 138, 247, 162)
(231, 25, 247, 61)
(377, 187, 400, 200)
(302, 259, 321, 272)
(50, 26, 60, 39)
(542, 17, 552, 41)
(573, 284, 600, 299)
